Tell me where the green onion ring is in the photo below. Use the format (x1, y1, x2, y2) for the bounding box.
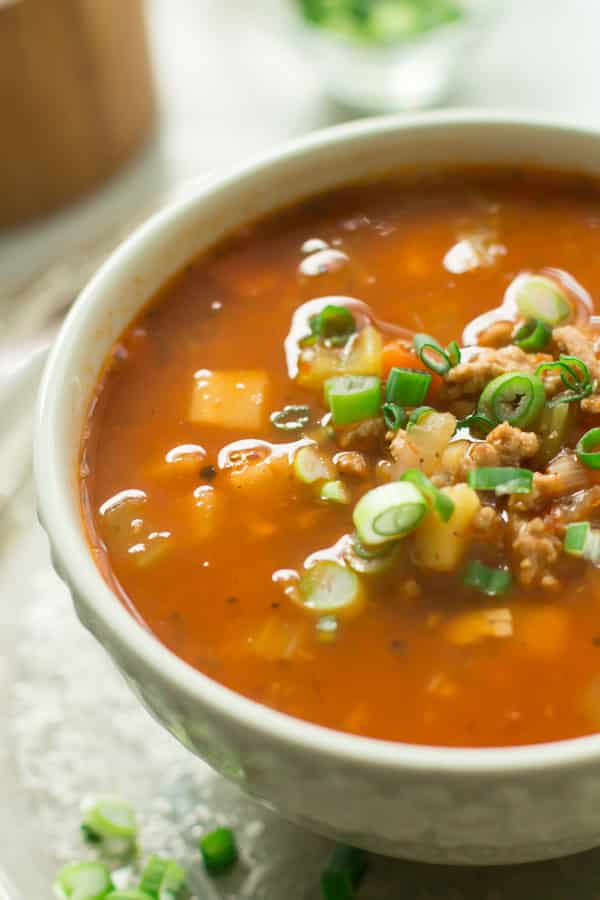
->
(468, 466, 533, 495)
(414, 333, 452, 375)
(514, 319, 552, 352)
(401, 469, 455, 521)
(479, 371, 546, 428)
(407, 405, 435, 428)
(382, 401, 407, 431)
(456, 411, 495, 436)
(576, 427, 600, 469)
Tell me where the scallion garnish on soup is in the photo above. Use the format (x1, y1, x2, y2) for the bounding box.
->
(82, 169, 600, 748)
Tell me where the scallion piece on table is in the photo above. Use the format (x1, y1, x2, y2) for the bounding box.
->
(321, 844, 368, 900)
(382, 401, 407, 431)
(385, 367, 431, 407)
(270, 404, 311, 431)
(514, 318, 552, 352)
(294, 445, 334, 484)
(320, 480, 351, 504)
(324, 375, 381, 425)
(199, 827, 238, 875)
(576, 427, 600, 469)
(479, 371, 545, 428)
(309, 304, 356, 346)
(82, 796, 137, 840)
(413, 333, 454, 374)
(299, 561, 363, 615)
(564, 522, 591, 557)
(139, 856, 169, 897)
(401, 469, 455, 521)
(468, 467, 533, 495)
(463, 560, 512, 596)
(54, 862, 113, 900)
(156, 860, 188, 900)
(407, 405, 435, 428)
(512, 274, 571, 325)
(353, 482, 427, 546)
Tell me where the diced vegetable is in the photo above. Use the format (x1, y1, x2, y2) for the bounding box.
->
(54, 862, 113, 900)
(577, 427, 600, 469)
(456, 411, 495, 436)
(299, 561, 364, 617)
(401, 469, 455, 521)
(536, 402, 574, 467)
(199, 827, 238, 875)
(564, 521, 591, 556)
(224, 442, 292, 502)
(512, 273, 571, 325)
(402, 410, 457, 476)
(297, 325, 383, 388)
(445, 608, 513, 646)
(468, 467, 533, 495)
(308, 304, 356, 346)
(382, 401, 407, 431)
(407, 405, 435, 427)
(479, 372, 545, 428)
(190, 369, 269, 429)
(140, 856, 169, 898)
(248, 615, 312, 662)
(320, 845, 368, 900)
(385, 367, 431, 407)
(537, 354, 592, 406)
(514, 318, 552, 352)
(353, 482, 427, 546)
(381, 340, 443, 394)
(294, 445, 336, 483)
(413, 483, 480, 572)
(105, 892, 153, 900)
(156, 861, 187, 900)
(81, 796, 138, 862)
(324, 374, 381, 425)
(320, 480, 351, 504)
(463, 560, 512, 596)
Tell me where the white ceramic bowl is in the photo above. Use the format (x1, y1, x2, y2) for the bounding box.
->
(35, 112, 600, 865)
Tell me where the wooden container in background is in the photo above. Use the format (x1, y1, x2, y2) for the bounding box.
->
(0, 0, 156, 228)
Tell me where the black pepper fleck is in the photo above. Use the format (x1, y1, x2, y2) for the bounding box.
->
(200, 464, 217, 481)
(592, 637, 600, 647)
(226, 595, 239, 605)
(390, 639, 407, 655)
(271, 601, 281, 609)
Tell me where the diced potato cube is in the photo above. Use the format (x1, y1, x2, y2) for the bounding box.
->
(192, 484, 220, 540)
(226, 446, 292, 500)
(190, 369, 268, 430)
(413, 482, 480, 572)
(445, 608, 513, 646)
(515, 606, 569, 659)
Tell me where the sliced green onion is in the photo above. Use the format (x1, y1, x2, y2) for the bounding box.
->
(294, 445, 334, 484)
(309, 304, 356, 346)
(82, 796, 137, 840)
(299, 561, 363, 614)
(157, 861, 187, 900)
(353, 482, 427, 546)
(463, 560, 512, 596)
(479, 371, 545, 428)
(382, 401, 407, 431)
(514, 319, 552, 352)
(320, 480, 351, 504)
(270, 405, 311, 431)
(140, 856, 169, 898)
(414, 333, 452, 374)
(199, 827, 238, 875)
(407, 405, 435, 428)
(321, 845, 368, 900)
(564, 522, 591, 557)
(456, 411, 495, 436)
(401, 469, 455, 521)
(343, 534, 401, 575)
(512, 274, 571, 325)
(468, 467, 533, 495)
(537, 355, 592, 407)
(324, 375, 381, 425)
(446, 340, 461, 367)
(576, 427, 600, 469)
(54, 862, 113, 900)
(385, 367, 431, 407)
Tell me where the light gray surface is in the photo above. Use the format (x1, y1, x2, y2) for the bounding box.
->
(3, 0, 600, 896)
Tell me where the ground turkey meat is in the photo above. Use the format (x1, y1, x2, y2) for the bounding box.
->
(468, 422, 539, 470)
(510, 516, 562, 589)
(337, 416, 385, 452)
(476, 320, 514, 348)
(445, 345, 552, 400)
(553, 324, 600, 413)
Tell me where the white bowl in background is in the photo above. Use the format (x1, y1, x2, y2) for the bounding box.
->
(35, 111, 600, 865)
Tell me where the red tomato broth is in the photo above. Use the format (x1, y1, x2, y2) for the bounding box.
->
(81, 168, 600, 748)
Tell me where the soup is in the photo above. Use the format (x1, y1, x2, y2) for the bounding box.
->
(81, 168, 600, 748)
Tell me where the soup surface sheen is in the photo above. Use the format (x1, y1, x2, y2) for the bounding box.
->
(82, 169, 600, 748)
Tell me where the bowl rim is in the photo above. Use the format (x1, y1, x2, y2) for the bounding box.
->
(35, 108, 600, 776)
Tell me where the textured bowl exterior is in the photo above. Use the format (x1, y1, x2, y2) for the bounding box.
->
(35, 112, 600, 864)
